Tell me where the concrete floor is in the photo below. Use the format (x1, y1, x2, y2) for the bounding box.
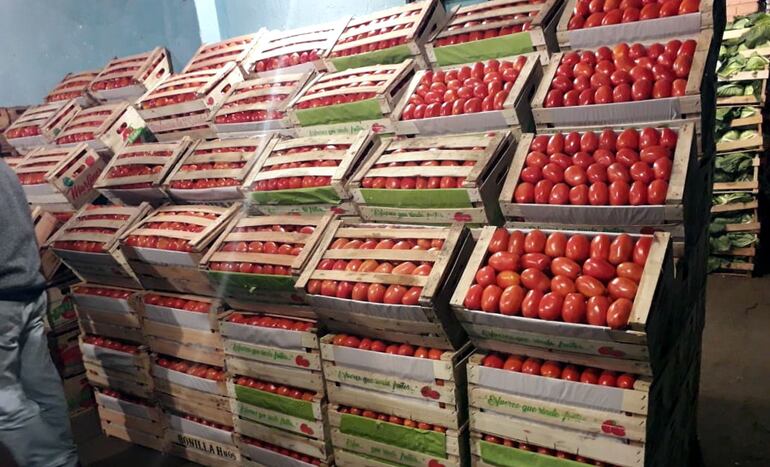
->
(72, 275, 770, 466)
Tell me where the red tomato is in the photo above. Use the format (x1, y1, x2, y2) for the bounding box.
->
(535, 180, 553, 203)
(522, 358, 542, 375)
(590, 72, 611, 89)
(613, 83, 632, 102)
(610, 70, 633, 85)
(508, 231, 526, 255)
(629, 65, 653, 82)
(566, 234, 590, 261)
(514, 182, 535, 203)
(580, 131, 599, 152)
(464, 283, 483, 309)
(587, 163, 608, 183)
(550, 153, 573, 170)
(546, 133, 565, 155)
(648, 179, 668, 204)
(384, 285, 407, 304)
(538, 293, 564, 320)
(545, 90, 563, 107)
(489, 228, 511, 253)
(488, 251, 518, 271)
(607, 162, 631, 182)
(659, 128, 678, 149)
(549, 183, 570, 204)
(562, 365, 581, 381)
(617, 373, 636, 389)
(586, 296, 610, 326)
(594, 85, 613, 104)
(634, 237, 652, 265)
(609, 180, 630, 205)
(630, 161, 654, 183)
(521, 289, 544, 318)
(562, 293, 587, 323)
(568, 14, 585, 30)
(545, 233, 567, 257)
(652, 79, 672, 98)
(564, 132, 581, 155)
(526, 151, 549, 168)
(481, 285, 503, 312)
(673, 54, 692, 79)
(622, 7, 640, 22)
(576, 275, 606, 297)
(585, 11, 605, 27)
(653, 157, 672, 180)
(617, 262, 643, 282)
(542, 163, 564, 183)
(524, 230, 547, 253)
(551, 257, 581, 279)
(631, 79, 652, 100)
(551, 275, 576, 295)
(588, 182, 609, 205)
(583, 257, 616, 282)
(672, 79, 687, 96)
(609, 234, 633, 265)
(499, 285, 525, 315)
(590, 235, 611, 259)
(572, 152, 594, 169)
(521, 253, 552, 271)
(530, 135, 549, 152)
(476, 266, 497, 287)
(640, 145, 669, 164)
(616, 148, 640, 168)
(629, 180, 648, 205)
(520, 268, 550, 292)
(598, 371, 618, 386)
(602, 8, 622, 24)
(640, 3, 660, 19)
(659, 0, 681, 16)
(578, 88, 594, 105)
(679, 0, 699, 13)
(599, 129, 617, 151)
(607, 298, 633, 329)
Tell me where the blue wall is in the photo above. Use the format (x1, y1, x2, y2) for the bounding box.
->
(215, 0, 404, 38)
(0, 0, 201, 106)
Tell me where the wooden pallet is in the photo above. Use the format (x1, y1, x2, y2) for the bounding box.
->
(295, 220, 472, 349)
(162, 136, 273, 203)
(201, 211, 333, 309)
(54, 101, 148, 153)
(15, 144, 106, 210)
(325, 0, 447, 71)
(244, 131, 376, 211)
(531, 30, 712, 128)
(3, 101, 78, 152)
(392, 53, 541, 136)
(499, 123, 697, 228)
(48, 204, 150, 288)
(45, 69, 99, 105)
(449, 227, 674, 376)
(94, 138, 193, 206)
(556, 0, 713, 50)
(89, 47, 172, 102)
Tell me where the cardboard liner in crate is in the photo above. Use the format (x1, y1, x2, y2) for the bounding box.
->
(45, 69, 99, 105)
(89, 47, 172, 102)
(449, 228, 675, 376)
(470, 410, 644, 467)
(531, 30, 712, 128)
(325, 0, 447, 71)
(499, 123, 697, 227)
(3, 101, 78, 152)
(426, 0, 566, 66)
(329, 408, 468, 466)
(49, 204, 151, 288)
(211, 71, 314, 136)
(348, 131, 516, 225)
(555, 0, 712, 50)
(201, 212, 334, 308)
(183, 31, 263, 74)
(295, 221, 472, 349)
(16, 144, 106, 209)
(467, 353, 649, 442)
(321, 335, 470, 406)
(287, 60, 415, 127)
(247, 18, 349, 78)
(245, 131, 377, 207)
(239, 439, 330, 467)
(94, 138, 193, 206)
(393, 53, 542, 136)
(54, 101, 150, 153)
(163, 135, 273, 203)
(235, 417, 333, 461)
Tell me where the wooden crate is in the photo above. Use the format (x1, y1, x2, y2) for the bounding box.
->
(467, 352, 649, 443)
(716, 123, 764, 154)
(244, 131, 376, 214)
(94, 138, 193, 206)
(162, 136, 273, 203)
(247, 19, 349, 77)
(95, 390, 166, 436)
(32, 206, 62, 279)
(45, 70, 99, 105)
(54, 101, 150, 153)
(220, 314, 323, 393)
(201, 212, 334, 311)
(713, 153, 761, 192)
(348, 131, 516, 225)
(711, 199, 760, 233)
(328, 405, 469, 467)
(165, 412, 240, 466)
(135, 63, 244, 141)
(15, 144, 106, 210)
(119, 204, 240, 295)
(531, 30, 712, 128)
(89, 47, 172, 102)
(325, 0, 447, 71)
(722, 27, 770, 57)
(140, 292, 228, 367)
(321, 336, 471, 427)
(295, 221, 472, 349)
(556, 0, 713, 50)
(227, 378, 327, 441)
(426, 0, 565, 67)
(237, 433, 332, 467)
(48, 203, 150, 288)
(449, 227, 675, 376)
(151, 357, 231, 419)
(183, 32, 263, 74)
(100, 413, 168, 452)
(499, 123, 697, 228)
(81, 337, 154, 398)
(3, 101, 79, 153)
(392, 54, 541, 136)
(211, 71, 314, 137)
(287, 61, 415, 131)
(72, 284, 144, 344)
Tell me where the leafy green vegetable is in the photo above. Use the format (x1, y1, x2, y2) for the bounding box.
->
(718, 130, 740, 142)
(744, 22, 770, 49)
(746, 53, 769, 70)
(709, 233, 758, 252)
(715, 152, 754, 173)
(713, 192, 755, 205)
(717, 83, 747, 96)
(740, 107, 758, 118)
(739, 129, 758, 139)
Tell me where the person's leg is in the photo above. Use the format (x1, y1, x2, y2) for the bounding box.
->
(0, 294, 78, 467)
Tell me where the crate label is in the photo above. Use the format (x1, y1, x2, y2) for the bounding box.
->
(469, 325, 607, 355)
(296, 98, 383, 127)
(254, 202, 350, 215)
(434, 32, 534, 67)
(248, 185, 341, 206)
(235, 402, 316, 436)
(360, 188, 472, 209)
(174, 431, 238, 461)
(233, 384, 314, 421)
(479, 440, 585, 467)
(229, 341, 296, 365)
(340, 413, 446, 458)
(483, 393, 588, 424)
(364, 206, 472, 223)
(330, 44, 413, 71)
(329, 366, 444, 402)
(298, 120, 393, 137)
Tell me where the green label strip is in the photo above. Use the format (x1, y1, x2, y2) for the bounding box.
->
(248, 186, 341, 206)
(234, 384, 314, 421)
(479, 441, 587, 467)
(434, 33, 534, 66)
(339, 413, 446, 458)
(360, 188, 472, 208)
(296, 98, 383, 127)
(330, 44, 413, 71)
(207, 271, 296, 295)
